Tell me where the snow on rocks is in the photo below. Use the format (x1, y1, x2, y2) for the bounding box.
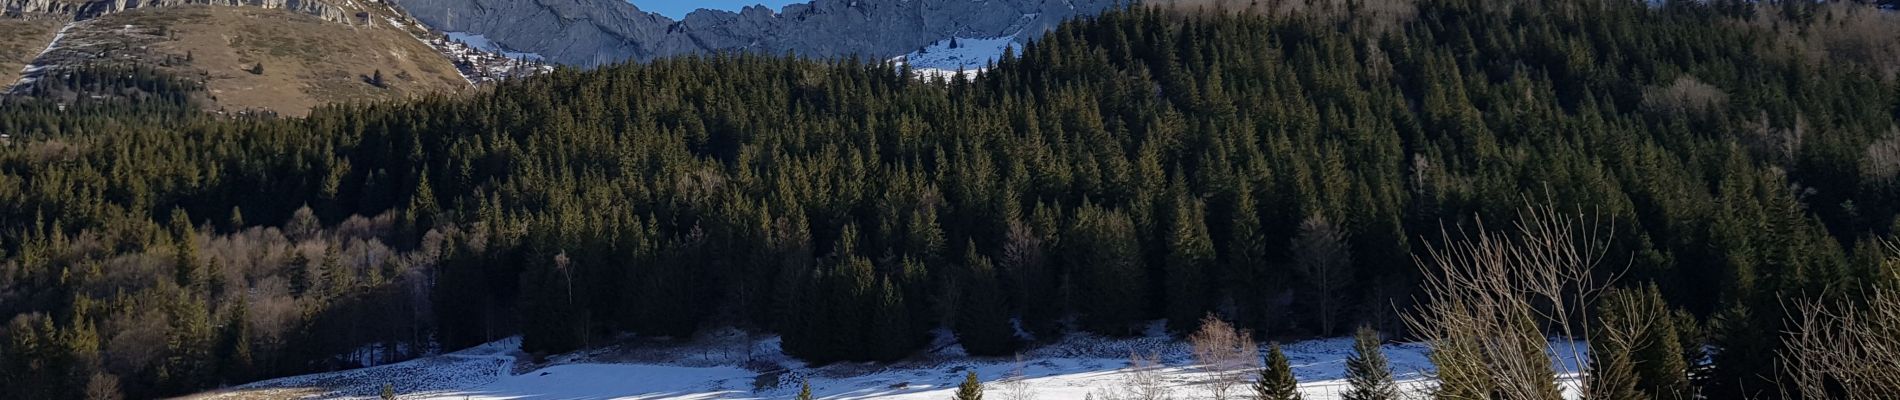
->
(6, 21, 79, 94)
(422, 33, 552, 85)
(443, 32, 544, 61)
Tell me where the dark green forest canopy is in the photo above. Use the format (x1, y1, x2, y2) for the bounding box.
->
(2, 1, 1899, 398)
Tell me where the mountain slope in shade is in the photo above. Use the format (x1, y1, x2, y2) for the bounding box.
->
(391, 0, 1119, 67)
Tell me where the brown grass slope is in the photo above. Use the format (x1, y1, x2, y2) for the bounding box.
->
(0, 18, 62, 85)
(10, 1, 469, 115)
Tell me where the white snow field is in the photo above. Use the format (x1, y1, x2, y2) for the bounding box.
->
(891, 36, 1021, 79)
(190, 324, 1586, 400)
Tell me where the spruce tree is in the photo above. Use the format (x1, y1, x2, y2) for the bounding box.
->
(1224, 178, 1272, 332)
(1255, 343, 1301, 400)
(1595, 286, 1690, 400)
(170, 209, 202, 291)
(1163, 194, 1215, 334)
(215, 297, 253, 383)
(1587, 346, 1643, 400)
(2, 315, 56, 399)
(1065, 203, 1148, 335)
(956, 371, 984, 400)
(954, 245, 1018, 356)
(1428, 333, 1487, 400)
(1343, 327, 1397, 400)
(867, 278, 915, 361)
(797, 380, 813, 400)
(1504, 309, 1563, 400)
(226, 206, 244, 231)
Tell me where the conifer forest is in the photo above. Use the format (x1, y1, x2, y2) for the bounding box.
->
(4, 0, 1900, 398)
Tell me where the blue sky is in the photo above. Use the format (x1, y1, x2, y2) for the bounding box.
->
(629, 0, 804, 19)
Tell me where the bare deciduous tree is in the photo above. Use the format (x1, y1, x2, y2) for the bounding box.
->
(1189, 314, 1259, 400)
(1780, 240, 1900, 400)
(1093, 352, 1177, 400)
(1641, 76, 1728, 117)
(1403, 200, 1622, 400)
(999, 355, 1038, 400)
(83, 372, 122, 400)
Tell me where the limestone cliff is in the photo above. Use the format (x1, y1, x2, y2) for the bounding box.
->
(391, 0, 1120, 67)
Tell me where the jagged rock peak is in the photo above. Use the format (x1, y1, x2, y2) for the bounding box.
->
(391, 0, 1122, 67)
(6, 0, 351, 24)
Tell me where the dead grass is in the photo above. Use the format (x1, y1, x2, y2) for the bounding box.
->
(173, 387, 325, 400)
(40, 5, 467, 115)
(0, 17, 64, 86)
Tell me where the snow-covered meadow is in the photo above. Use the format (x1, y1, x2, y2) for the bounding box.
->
(190, 323, 1586, 400)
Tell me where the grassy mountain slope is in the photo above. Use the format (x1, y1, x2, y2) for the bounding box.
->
(0, 18, 62, 84)
(20, 5, 467, 115)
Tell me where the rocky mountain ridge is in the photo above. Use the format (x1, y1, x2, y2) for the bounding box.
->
(5, 0, 349, 24)
(392, 0, 1122, 67)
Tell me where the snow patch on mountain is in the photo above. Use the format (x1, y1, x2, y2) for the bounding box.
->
(892, 35, 1019, 79)
(6, 21, 78, 93)
(444, 32, 544, 61)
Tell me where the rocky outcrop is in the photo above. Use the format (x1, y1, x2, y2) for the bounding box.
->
(391, 0, 1120, 67)
(5, 0, 349, 23)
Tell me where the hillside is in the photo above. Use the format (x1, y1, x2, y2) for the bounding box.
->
(0, 17, 61, 84)
(22, 6, 463, 114)
(0, 0, 521, 115)
(2, 1, 1900, 400)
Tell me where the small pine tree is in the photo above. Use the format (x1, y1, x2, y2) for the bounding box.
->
(1342, 327, 1398, 400)
(226, 206, 244, 231)
(1428, 332, 1487, 400)
(1255, 343, 1301, 400)
(797, 380, 814, 400)
(955, 371, 984, 400)
(248, 63, 264, 75)
(371, 70, 387, 88)
(380, 383, 395, 400)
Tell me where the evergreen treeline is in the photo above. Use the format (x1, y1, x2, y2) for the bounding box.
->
(3, 0, 1899, 398)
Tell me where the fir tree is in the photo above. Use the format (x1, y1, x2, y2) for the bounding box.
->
(170, 209, 202, 291)
(954, 244, 1018, 356)
(956, 371, 984, 400)
(1255, 343, 1301, 400)
(1163, 194, 1215, 334)
(1595, 286, 1690, 400)
(226, 206, 244, 231)
(1342, 327, 1397, 400)
(1428, 332, 1487, 400)
(1065, 203, 1149, 335)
